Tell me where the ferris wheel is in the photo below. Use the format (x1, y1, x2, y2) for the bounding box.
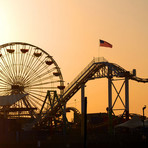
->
(0, 42, 65, 119)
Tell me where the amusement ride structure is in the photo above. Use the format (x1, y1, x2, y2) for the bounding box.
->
(0, 42, 147, 131)
(0, 42, 64, 121)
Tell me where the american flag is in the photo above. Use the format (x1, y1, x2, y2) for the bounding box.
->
(100, 40, 112, 48)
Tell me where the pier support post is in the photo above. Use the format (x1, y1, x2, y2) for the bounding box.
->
(125, 77, 129, 120)
(84, 97, 87, 148)
(81, 83, 85, 137)
(108, 77, 112, 113)
(81, 83, 85, 115)
(108, 76, 113, 133)
(63, 102, 67, 135)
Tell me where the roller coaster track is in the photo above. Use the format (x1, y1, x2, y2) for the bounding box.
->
(24, 57, 148, 129)
(50, 57, 148, 114)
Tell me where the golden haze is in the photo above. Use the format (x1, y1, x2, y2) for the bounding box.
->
(0, 0, 148, 116)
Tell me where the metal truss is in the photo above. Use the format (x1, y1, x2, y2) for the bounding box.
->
(108, 78, 129, 118)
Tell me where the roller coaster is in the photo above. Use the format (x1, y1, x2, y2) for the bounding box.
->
(0, 42, 147, 132)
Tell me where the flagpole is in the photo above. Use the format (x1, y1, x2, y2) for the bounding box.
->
(98, 39, 100, 58)
(98, 44, 100, 58)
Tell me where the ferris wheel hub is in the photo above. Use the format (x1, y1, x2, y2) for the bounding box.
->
(11, 85, 24, 93)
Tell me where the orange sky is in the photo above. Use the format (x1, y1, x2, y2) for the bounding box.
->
(0, 0, 148, 117)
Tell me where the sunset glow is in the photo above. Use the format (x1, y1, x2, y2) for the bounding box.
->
(0, 0, 148, 117)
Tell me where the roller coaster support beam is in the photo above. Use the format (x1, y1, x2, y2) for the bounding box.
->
(108, 77, 112, 114)
(125, 77, 129, 120)
(108, 76, 113, 133)
(108, 65, 113, 134)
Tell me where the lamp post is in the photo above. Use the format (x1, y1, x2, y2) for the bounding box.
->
(142, 105, 146, 128)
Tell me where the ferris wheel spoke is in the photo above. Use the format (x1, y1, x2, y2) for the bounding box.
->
(27, 98, 40, 111)
(27, 93, 49, 107)
(25, 67, 56, 84)
(25, 99, 37, 117)
(16, 51, 21, 78)
(28, 91, 46, 99)
(22, 62, 49, 83)
(11, 51, 17, 79)
(0, 77, 11, 85)
(0, 89, 11, 94)
(0, 64, 14, 84)
(24, 90, 44, 102)
(4, 49, 17, 81)
(25, 75, 56, 86)
(19, 47, 33, 77)
(26, 53, 47, 74)
(0, 83, 8, 88)
(0, 57, 15, 81)
(4, 54, 13, 75)
(15, 44, 19, 77)
(29, 97, 49, 112)
(25, 80, 61, 88)
(22, 97, 30, 108)
(25, 98, 32, 108)
(21, 53, 44, 81)
(4, 48, 13, 69)
(26, 91, 49, 105)
(0, 83, 8, 87)
(21, 56, 38, 79)
(17, 51, 23, 77)
(26, 89, 47, 94)
(3, 61, 16, 83)
(18, 50, 34, 79)
(0, 76, 12, 85)
(0, 89, 11, 92)
(0, 86, 11, 89)
(24, 70, 49, 85)
(0, 69, 13, 84)
(27, 86, 58, 89)
(19, 99, 23, 108)
(19, 99, 27, 108)
(30, 65, 48, 77)
(27, 94, 43, 108)
(0, 91, 11, 96)
(0, 65, 14, 83)
(27, 54, 44, 72)
(17, 45, 26, 77)
(28, 93, 44, 104)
